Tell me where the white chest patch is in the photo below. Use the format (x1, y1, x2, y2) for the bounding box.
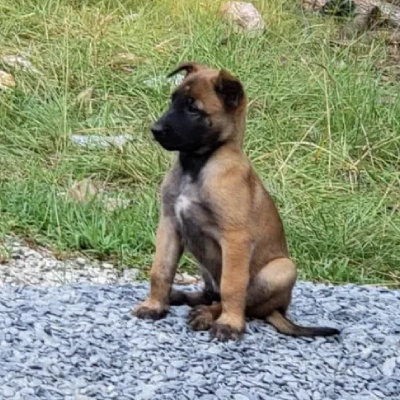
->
(175, 195, 192, 223)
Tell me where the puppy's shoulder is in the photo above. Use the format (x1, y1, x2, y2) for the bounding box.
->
(204, 149, 251, 187)
(203, 150, 254, 217)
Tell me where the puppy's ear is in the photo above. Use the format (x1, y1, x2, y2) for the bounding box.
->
(167, 61, 206, 78)
(214, 69, 244, 109)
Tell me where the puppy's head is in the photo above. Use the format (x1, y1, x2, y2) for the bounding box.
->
(151, 61, 246, 153)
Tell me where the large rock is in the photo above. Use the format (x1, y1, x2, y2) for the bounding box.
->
(220, 1, 265, 36)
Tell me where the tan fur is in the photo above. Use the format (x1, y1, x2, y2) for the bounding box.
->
(132, 62, 339, 341)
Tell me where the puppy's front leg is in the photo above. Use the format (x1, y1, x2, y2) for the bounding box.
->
(132, 216, 183, 320)
(210, 231, 251, 341)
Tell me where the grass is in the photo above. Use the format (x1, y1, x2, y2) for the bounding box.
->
(0, 0, 399, 286)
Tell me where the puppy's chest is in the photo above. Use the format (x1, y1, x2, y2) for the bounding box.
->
(174, 181, 208, 229)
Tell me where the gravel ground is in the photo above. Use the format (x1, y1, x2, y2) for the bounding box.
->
(0, 237, 399, 399)
(0, 281, 399, 400)
(0, 236, 198, 287)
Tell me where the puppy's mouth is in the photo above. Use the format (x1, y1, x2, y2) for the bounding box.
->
(157, 141, 181, 151)
(153, 134, 218, 154)
(153, 135, 184, 151)
(152, 131, 200, 152)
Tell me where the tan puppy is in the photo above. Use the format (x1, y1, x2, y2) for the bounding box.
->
(132, 61, 339, 342)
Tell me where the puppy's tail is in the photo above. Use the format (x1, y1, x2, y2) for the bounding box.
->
(266, 310, 339, 337)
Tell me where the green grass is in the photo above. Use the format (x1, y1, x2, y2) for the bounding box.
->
(0, 0, 399, 286)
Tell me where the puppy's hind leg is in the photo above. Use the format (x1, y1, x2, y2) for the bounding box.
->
(246, 258, 339, 337)
(245, 257, 296, 320)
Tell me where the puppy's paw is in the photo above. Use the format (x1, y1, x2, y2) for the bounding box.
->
(188, 305, 213, 331)
(131, 300, 168, 320)
(210, 322, 244, 342)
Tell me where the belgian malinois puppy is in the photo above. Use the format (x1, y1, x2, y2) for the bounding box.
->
(132, 61, 339, 342)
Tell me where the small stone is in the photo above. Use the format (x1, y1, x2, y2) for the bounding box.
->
(76, 257, 86, 266)
(123, 268, 139, 281)
(166, 365, 179, 379)
(71, 134, 134, 149)
(20, 388, 35, 396)
(170, 360, 186, 369)
(361, 347, 374, 359)
(382, 357, 397, 376)
(174, 272, 199, 285)
(234, 395, 250, 400)
(3, 386, 15, 397)
(216, 388, 231, 398)
(25, 249, 43, 259)
(95, 276, 109, 285)
(296, 389, 311, 400)
(0, 70, 15, 91)
(1, 54, 42, 74)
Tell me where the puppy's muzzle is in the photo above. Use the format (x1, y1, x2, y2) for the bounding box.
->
(151, 120, 174, 138)
(151, 123, 165, 139)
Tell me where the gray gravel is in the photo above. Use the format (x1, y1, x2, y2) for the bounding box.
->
(0, 282, 399, 400)
(0, 236, 198, 287)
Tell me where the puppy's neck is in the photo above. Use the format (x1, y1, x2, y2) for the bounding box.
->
(179, 147, 217, 181)
(178, 107, 247, 181)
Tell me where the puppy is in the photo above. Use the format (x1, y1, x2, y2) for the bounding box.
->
(132, 61, 339, 342)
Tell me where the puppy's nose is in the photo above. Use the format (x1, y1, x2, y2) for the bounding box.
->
(151, 123, 164, 138)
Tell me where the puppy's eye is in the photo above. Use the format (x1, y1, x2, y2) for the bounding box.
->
(186, 97, 199, 113)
